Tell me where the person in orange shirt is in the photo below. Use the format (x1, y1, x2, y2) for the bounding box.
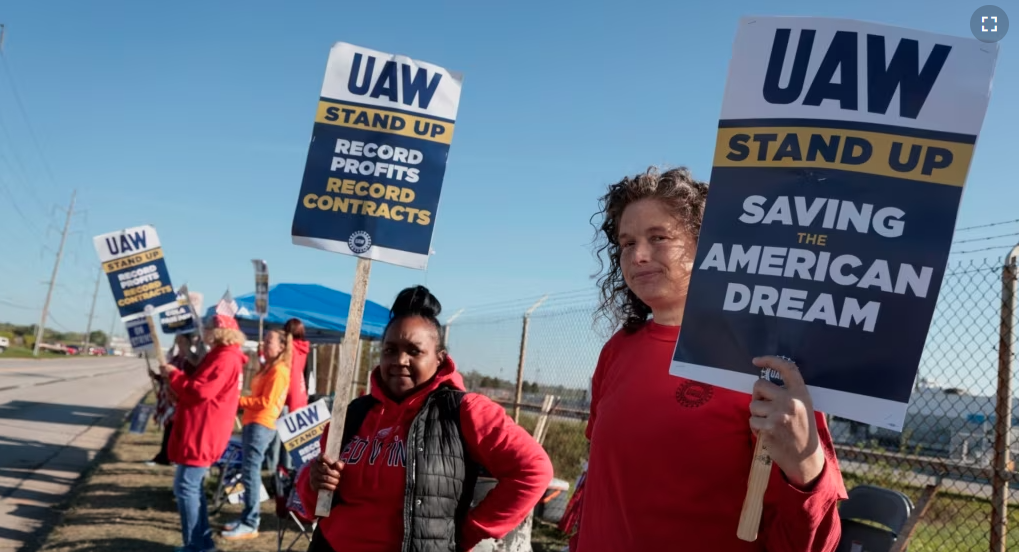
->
(221, 328, 291, 540)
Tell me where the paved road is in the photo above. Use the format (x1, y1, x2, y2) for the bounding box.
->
(0, 357, 151, 551)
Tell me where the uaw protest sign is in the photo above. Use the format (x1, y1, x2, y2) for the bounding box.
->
(277, 399, 331, 468)
(670, 17, 998, 431)
(291, 42, 463, 269)
(94, 225, 178, 321)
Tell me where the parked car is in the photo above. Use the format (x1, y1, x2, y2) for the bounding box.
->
(0, 336, 8, 354)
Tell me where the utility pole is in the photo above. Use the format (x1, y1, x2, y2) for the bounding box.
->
(33, 190, 76, 356)
(108, 311, 117, 346)
(82, 269, 101, 350)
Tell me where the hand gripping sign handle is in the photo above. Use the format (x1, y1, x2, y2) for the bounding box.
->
(315, 257, 372, 517)
(736, 358, 789, 542)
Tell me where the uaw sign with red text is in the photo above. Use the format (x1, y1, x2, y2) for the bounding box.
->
(670, 17, 998, 431)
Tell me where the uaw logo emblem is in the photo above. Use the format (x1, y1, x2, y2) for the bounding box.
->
(348, 231, 372, 254)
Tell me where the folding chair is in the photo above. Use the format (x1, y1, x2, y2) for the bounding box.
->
(274, 465, 317, 552)
(836, 484, 914, 552)
(209, 435, 244, 515)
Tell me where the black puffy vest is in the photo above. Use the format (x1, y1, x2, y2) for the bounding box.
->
(309, 386, 479, 552)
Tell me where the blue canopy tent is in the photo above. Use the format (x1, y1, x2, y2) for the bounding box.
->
(204, 283, 392, 344)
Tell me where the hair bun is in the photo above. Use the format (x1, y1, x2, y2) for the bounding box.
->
(390, 285, 442, 319)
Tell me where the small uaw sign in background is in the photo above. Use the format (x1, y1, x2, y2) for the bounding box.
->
(290, 42, 464, 269)
(160, 285, 198, 334)
(125, 317, 155, 352)
(669, 17, 998, 431)
(93, 225, 177, 321)
(276, 399, 331, 469)
(253, 260, 269, 317)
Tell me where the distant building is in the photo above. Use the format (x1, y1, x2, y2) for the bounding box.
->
(108, 336, 132, 356)
(830, 384, 1019, 466)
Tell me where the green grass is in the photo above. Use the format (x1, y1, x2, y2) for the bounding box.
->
(0, 346, 74, 359)
(841, 472, 1019, 552)
(515, 412, 589, 484)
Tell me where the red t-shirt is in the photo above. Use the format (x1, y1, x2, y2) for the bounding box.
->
(575, 321, 847, 552)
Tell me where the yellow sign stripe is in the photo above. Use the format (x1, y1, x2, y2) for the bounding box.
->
(315, 101, 455, 145)
(102, 247, 164, 274)
(713, 127, 974, 187)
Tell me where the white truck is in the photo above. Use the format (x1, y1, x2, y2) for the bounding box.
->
(0, 336, 9, 354)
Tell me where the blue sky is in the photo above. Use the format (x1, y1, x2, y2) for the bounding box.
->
(0, 0, 1016, 363)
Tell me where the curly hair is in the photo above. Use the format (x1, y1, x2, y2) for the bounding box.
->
(207, 327, 246, 348)
(591, 166, 709, 333)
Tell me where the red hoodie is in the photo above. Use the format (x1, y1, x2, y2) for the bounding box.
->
(286, 339, 310, 412)
(167, 344, 246, 467)
(297, 356, 553, 551)
(574, 322, 847, 552)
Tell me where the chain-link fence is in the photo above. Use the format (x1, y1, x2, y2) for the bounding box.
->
(444, 253, 1019, 552)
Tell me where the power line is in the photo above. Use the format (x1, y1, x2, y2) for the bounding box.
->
(955, 219, 1018, 232)
(46, 313, 71, 332)
(0, 47, 61, 192)
(0, 171, 44, 238)
(0, 110, 49, 214)
(952, 233, 1018, 245)
(0, 297, 35, 310)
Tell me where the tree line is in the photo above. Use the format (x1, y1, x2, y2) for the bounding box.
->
(0, 322, 109, 349)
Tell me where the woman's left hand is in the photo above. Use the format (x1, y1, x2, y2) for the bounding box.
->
(748, 356, 825, 489)
(159, 363, 177, 378)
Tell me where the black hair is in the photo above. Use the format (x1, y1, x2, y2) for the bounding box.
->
(384, 285, 444, 347)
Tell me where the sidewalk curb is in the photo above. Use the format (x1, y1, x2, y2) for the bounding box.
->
(15, 385, 152, 552)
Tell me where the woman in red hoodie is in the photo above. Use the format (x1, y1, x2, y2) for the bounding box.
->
(571, 167, 848, 552)
(162, 314, 247, 552)
(298, 285, 554, 552)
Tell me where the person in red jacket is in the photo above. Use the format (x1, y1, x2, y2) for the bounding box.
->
(297, 285, 553, 552)
(572, 167, 848, 552)
(283, 318, 310, 412)
(162, 314, 247, 552)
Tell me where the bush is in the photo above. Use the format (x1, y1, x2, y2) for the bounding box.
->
(517, 413, 588, 483)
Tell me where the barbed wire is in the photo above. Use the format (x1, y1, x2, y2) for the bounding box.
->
(950, 244, 1018, 256)
(954, 219, 1018, 232)
(952, 232, 1018, 245)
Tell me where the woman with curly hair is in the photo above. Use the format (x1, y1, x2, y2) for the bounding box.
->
(572, 167, 847, 552)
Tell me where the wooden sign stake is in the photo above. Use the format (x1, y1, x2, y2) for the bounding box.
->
(736, 434, 773, 540)
(315, 257, 373, 517)
(736, 363, 788, 541)
(145, 312, 167, 366)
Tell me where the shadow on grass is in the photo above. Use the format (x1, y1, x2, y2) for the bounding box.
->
(74, 482, 176, 511)
(36, 537, 179, 552)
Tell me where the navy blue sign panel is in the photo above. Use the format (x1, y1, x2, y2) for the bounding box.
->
(672, 167, 959, 423)
(126, 317, 155, 352)
(669, 17, 998, 431)
(105, 257, 176, 321)
(160, 296, 197, 335)
(292, 122, 449, 258)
